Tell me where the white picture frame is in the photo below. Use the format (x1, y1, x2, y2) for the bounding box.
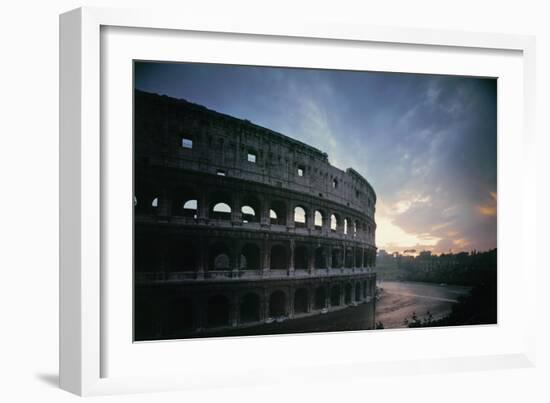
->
(59, 6, 537, 396)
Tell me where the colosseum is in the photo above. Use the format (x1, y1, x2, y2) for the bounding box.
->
(134, 90, 377, 340)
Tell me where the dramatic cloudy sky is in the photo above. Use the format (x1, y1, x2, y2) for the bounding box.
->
(135, 62, 497, 255)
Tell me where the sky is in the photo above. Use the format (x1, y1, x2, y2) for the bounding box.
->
(135, 61, 497, 255)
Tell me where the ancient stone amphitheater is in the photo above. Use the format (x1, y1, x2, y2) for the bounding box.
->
(134, 90, 377, 340)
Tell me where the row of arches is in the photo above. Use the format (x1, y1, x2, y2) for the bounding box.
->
(134, 188, 375, 238)
(135, 238, 376, 273)
(150, 279, 374, 335)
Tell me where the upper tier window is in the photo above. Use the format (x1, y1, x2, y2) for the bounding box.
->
(181, 137, 193, 149)
(247, 152, 257, 163)
(297, 165, 305, 177)
(332, 179, 338, 189)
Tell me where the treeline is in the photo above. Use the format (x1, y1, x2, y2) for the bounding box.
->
(378, 249, 497, 287)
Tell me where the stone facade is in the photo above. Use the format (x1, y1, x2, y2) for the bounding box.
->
(134, 90, 377, 340)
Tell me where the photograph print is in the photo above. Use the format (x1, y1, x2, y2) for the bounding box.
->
(133, 61, 497, 341)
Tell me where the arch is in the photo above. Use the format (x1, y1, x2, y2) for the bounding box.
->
(315, 246, 327, 269)
(330, 214, 338, 231)
(294, 244, 309, 270)
(363, 280, 368, 298)
(172, 187, 198, 216)
(294, 206, 307, 228)
(344, 218, 349, 234)
(355, 248, 362, 268)
(355, 282, 362, 301)
(331, 247, 342, 268)
(170, 241, 197, 272)
(182, 199, 198, 219)
(330, 285, 341, 307)
(345, 247, 353, 268)
(270, 244, 288, 270)
(240, 243, 261, 270)
(314, 286, 326, 310)
(294, 288, 309, 314)
(206, 295, 230, 327)
(164, 297, 194, 334)
(363, 250, 369, 268)
(240, 293, 260, 323)
(269, 290, 287, 317)
(210, 191, 233, 220)
(314, 210, 323, 229)
(241, 195, 261, 223)
(209, 241, 232, 271)
(151, 197, 159, 208)
(345, 283, 352, 304)
(270, 200, 287, 225)
(353, 220, 358, 237)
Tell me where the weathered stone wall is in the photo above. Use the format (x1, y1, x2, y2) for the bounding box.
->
(134, 90, 377, 340)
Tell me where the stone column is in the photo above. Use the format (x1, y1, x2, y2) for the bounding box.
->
(308, 286, 314, 312)
(196, 237, 206, 279)
(263, 288, 270, 319)
(231, 194, 242, 225)
(288, 289, 294, 318)
(286, 203, 295, 230)
(340, 283, 345, 306)
(327, 245, 333, 270)
(288, 239, 295, 275)
(158, 188, 171, 217)
(263, 237, 271, 273)
(308, 244, 315, 274)
(260, 197, 270, 228)
(325, 284, 331, 309)
(231, 293, 239, 327)
(307, 208, 315, 232)
(198, 192, 209, 224)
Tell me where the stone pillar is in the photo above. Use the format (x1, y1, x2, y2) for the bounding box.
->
(340, 283, 345, 306)
(308, 244, 315, 274)
(197, 237, 206, 279)
(263, 288, 270, 319)
(231, 294, 239, 327)
(342, 246, 347, 270)
(263, 237, 271, 273)
(327, 245, 333, 270)
(197, 192, 209, 224)
(308, 286, 314, 312)
(260, 197, 270, 228)
(288, 239, 295, 275)
(231, 194, 242, 225)
(325, 284, 331, 309)
(158, 188, 171, 217)
(307, 208, 315, 232)
(287, 204, 295, 230)
(232, 239, 240, 277)
(288, 289, 294, 318)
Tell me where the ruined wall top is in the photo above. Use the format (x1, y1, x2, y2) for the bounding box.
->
(135, 90, 376, 218)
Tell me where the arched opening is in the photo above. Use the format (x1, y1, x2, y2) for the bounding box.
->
(170, 241, 196, 272)
(315, 246, 327, 269)
(363, 250, 369, 268)
(332, 248, 342, 268)
(240, 293, 260, 323)
(212, 202, 232, 220)
(314, 286, 326, 309)
(269, 290, 287, 317)
(345, 283, 352, 304)
(294, 288, 308, 314)
(240, 243, 261, 270)
(172, 188, 197, 216)
(363, 281, 368, 298)
(209, 242, 232, 271)
(355, 248, 362, 268)
(294, 206, 307, 228)
(270, 201, 287, 225)
(330, 214, 338, 231)
(294, 244, 309, 270)
(207, 295, 230, 327)
(344, 218, 349, 235)
(314, 210, 323, 229)
(345, 247, 353, 268)
(164, 297, 194, 334)
(182, 199, 198, 219)
(241, 196, 261, 223)
(355, 282, 362, 301)
(330, 285, 341, 307)
(151, 197, 159, 208)
(270, 244, 288, 270)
